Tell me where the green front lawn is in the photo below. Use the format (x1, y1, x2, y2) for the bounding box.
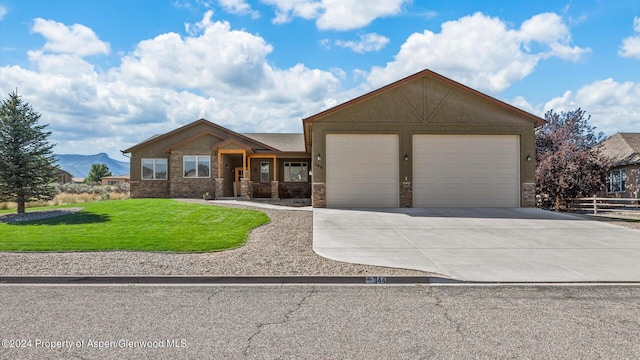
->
(0, 199, 270, 252)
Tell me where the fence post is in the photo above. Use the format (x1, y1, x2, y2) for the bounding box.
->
(593, 194, 597, 215)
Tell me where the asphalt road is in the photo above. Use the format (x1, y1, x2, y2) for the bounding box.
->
(0, 285, 639, 359)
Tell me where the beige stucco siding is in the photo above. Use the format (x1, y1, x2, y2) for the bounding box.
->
(309, 75, 538, 208)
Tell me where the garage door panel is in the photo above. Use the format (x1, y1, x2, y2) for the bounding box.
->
(326, 134, 399, 208)
(413, 135, 519, 207)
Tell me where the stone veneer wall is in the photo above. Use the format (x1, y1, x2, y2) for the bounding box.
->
(130, 181, 170, 198)
(522, 182, 535, 207)
(312, 182, 326, 208)
(169, 150, 218, 198)
(279, 183, 311, 199)
(252, 183, 271, 198)
(400, 182, 412, 208)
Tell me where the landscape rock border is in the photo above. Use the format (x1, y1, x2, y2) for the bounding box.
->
(0, 207, 83, 224)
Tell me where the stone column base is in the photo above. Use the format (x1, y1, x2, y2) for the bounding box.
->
(400, 182, 413, 208)
(215, 178, 224, 199)
(312, 182, 326, 208)
(522, 182, 535, 207)
(271, 181, 279, 199)
(240, 178, 251, 200)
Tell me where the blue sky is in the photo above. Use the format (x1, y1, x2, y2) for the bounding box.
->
(1, 0, 639, 161)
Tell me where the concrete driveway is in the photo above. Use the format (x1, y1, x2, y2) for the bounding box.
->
(313, 208, 640, 282)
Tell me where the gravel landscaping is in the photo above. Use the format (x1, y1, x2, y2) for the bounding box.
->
(0, 207, 83, 224)
(2, 201, 637, 277)
(0, 200, 428, 276)
(576, 212, 640, 231)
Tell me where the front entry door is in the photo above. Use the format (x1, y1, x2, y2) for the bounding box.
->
(235, 167, 244, 196)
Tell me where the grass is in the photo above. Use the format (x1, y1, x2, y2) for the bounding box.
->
(0, 199, 270, 252)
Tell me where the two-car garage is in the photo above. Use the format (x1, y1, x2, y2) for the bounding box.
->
(304, 69, 543, 209)
(325, 134, 521, 208)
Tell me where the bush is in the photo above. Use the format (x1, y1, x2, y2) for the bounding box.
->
(54, 182, 130, 195)
(0, 183, 130, 209)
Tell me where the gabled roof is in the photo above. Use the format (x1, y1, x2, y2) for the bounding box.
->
(598, 132, 640, 167)
(242, 133, 306, 152)
(163, 131, 224, 152)
(302, 68, 547, 152)
(122, 118, 279, 154)
(210, 138, 254, 152)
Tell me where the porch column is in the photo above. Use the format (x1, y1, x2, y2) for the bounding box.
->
(273, 155, 277, 181)
(243, 151, 247, 179)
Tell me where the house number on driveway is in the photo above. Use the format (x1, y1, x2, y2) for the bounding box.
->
(365, 277, 387, 284)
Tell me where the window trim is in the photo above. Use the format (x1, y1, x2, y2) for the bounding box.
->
(284, 162, 309, 183)
(141, 158, 168, 180)
(183, 155, 211, 178)
(607, 169, 626, 193)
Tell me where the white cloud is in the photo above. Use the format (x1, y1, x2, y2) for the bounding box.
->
(543, 79, 640, 135)
(365, 12, 589, 94)
(30, 18, 110, 57)
(262, 0, 409, 30)
(0, 13, 341, 159)
(119, 10, 274, 91)
(510, 96, 537, 114)
(0, 5, 8, 20)
(619, 16, 640, 59)
(335, 33, 389, 53)
(217, 0, 259, 18)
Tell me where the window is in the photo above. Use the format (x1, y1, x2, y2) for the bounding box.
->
(142, 159, 167, 180)
(260, 162, 270, 183)
(607, 169, 626, 193)
(184, 156, 210, 178)
(284, 162, 308, 182)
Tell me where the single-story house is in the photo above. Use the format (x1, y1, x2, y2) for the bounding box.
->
(597, 132, 640, 198)
(122, 120, 310, 200)
(123, 69, 545, 208)
(55, 169, 73, 184)
(101, 174, 131, 186)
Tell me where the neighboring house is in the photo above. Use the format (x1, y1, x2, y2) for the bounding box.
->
(122, 121, 310, 199)
(71, 178, 85, 184)
(55, 169, 73, 184)
(123, 69, 545, 208)
(597, 132, 640, 198)
(101, 174, 130, 186)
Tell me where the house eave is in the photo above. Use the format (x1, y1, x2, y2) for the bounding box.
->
(301, 68, 547, 153)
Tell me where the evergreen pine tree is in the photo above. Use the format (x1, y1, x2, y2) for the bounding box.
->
(0, 92, 58, 214)
(85, 163, 112, 184)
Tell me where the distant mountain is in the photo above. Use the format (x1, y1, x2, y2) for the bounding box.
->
(55, 153, 130, 178)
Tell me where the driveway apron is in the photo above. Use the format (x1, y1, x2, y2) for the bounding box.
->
(312, 208, 640, 282)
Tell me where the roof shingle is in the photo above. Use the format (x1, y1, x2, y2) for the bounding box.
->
(242, 133, 306, 152)
(598, 132, 640, 167)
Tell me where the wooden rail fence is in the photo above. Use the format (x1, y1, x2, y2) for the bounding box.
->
(564, 196, 640, 215)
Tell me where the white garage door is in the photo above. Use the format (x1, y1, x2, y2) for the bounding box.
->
(413, 135, 520, 207)
(326, 134, 399, 207)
